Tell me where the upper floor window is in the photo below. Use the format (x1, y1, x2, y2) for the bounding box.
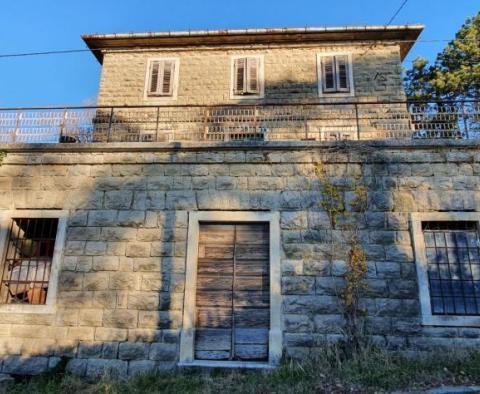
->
(231, 55, 264, 99)
(317, 53, 354, 96)
(144, 58, 179, 99)
(411, 212, 480, 327)
(0, 211, 67, 311)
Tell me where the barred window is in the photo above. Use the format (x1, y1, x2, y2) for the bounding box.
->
(423, 221, 480, 316)
(0, 218, 59, 305)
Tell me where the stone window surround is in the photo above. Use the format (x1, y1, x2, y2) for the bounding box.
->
(229, 54, 265, 100)
(411, 211, 480, 327)
(143, 57, 181, 102)
(0, 209, 68, 314)
(316, 52, 355, 98)
(179, 210, 281, 369)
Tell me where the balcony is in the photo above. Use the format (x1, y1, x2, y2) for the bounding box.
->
(0, 101, 478, 144)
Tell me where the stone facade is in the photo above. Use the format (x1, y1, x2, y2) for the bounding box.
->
(97, 44, 405, 106)
(0, 140, 479, 376)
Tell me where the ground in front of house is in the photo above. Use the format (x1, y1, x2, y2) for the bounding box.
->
(2, 347, 480, 393)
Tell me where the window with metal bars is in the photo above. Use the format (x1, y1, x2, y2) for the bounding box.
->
(0, 218, 58, 305)
(422, 221, 480, 316)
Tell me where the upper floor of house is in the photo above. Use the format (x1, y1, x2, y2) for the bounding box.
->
(1, 24, 478, 144)
(83, 25, 423, 106)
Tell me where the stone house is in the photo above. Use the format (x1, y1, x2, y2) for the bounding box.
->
(0, 25, 480, 377)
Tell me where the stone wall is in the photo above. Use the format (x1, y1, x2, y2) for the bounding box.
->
(97, 43, 405, 106)
(0, 140, 479, 376)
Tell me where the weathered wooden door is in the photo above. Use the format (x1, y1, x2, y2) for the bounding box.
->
(194, 223, 270, 361)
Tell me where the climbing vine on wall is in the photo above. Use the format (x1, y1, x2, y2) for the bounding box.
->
(315, 155, 369, 356)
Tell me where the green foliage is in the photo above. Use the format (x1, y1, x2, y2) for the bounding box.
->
(5, 348, 480, 393)
(404, 12, 480, 100)
(340, 238, 368, 353)
(314, 162, 344, 228)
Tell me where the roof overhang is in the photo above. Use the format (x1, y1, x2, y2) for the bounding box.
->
(82, 25, 424, 64)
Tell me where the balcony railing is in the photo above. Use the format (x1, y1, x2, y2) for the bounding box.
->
(0, 101, 478, 144)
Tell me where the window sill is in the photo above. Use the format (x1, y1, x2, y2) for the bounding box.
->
(422, 315, 480, 327)
(178, 360, 275, 369)
(0, 304, 56, 314)
(230, 95, 264, 100)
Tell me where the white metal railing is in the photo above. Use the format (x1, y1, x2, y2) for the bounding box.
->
(0, 101, 478, 144)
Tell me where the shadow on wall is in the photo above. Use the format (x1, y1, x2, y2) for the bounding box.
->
(0, 148, 185, 378)
(0, 76, 475, 377)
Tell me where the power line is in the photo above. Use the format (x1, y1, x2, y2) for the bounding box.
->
(386, 0, 409, 26)
(0, 38, 478, 60)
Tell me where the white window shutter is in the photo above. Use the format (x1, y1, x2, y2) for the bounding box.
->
(335, 55, 350, 92)
(322, 56, 336, 92)
(246, 57, 260, 94)
(148, 61, 161, 95)
(161, 60, 175, 96)
(234, 58, 246, 95)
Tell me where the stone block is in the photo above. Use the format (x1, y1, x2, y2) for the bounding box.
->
(128, 360, 157, 376)
(3, 356, 49, 375)
(95, 327, 128, 342)
(102, 342, 119, 359)
(119, 342, 149, 360)
(103, 309, 138, 329)
(149, 343, 177, 361)
(126, 242, 151, 257)
(104, 191, 133, 209)
(118, 210, 146, 227)
(281, 212, 307, 229)
(85, 359, 128, 378)
(109, 272, 140, 290)
(282, 277, 315, 295)
(66, 358, 87, 376)
(84, 273, 109, 291)
(88, 210, 117, 226)
(85, 241, 107, 256)
(79, 309, 104, 327)
(78, 342, 103, 358)
(93, 256, 120, 271)
(165, 191, 196, 210)
(284, 314, 313, 332)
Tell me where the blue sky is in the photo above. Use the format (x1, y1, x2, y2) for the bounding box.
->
(0, 0, 477, 107)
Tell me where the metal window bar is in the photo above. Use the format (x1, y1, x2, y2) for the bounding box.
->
(422, 221, 480, 316)
(0, 218, 58, 305)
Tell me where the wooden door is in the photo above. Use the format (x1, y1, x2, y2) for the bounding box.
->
(194, 222, 270, 361)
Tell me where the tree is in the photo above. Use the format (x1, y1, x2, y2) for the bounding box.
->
(404, 12, 480, 101)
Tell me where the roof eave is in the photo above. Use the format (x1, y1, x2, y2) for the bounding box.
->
(82, 25, 424, 64)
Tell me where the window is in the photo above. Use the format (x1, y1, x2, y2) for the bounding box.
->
(231, 56, 264, 99)
(0, 211, 67, 312)
(411, 212, 480, 326)
(317, 53, 354, 96)
(144, 58, 179, 99)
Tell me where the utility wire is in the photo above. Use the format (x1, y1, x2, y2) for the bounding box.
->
(0, 38, 478, 59)
(362, 0, 409, 57)
(386, 0, 409, 26)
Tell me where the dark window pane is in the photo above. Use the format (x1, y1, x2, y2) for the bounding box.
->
(422, 221, 480, 316)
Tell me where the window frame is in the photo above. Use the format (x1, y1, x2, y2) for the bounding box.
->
(0, 210, 68, 314)
(411, 212, 480, 327)
(143, 57, 180, 101)
(316, 52, 354, 97)
(230, 55, 265, 100)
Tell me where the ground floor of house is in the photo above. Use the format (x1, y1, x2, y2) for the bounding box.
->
(0, 140, 479, 376)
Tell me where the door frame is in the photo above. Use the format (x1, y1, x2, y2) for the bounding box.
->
(179, 211, 282, 367)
